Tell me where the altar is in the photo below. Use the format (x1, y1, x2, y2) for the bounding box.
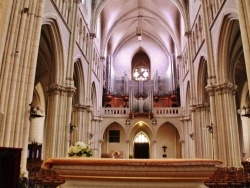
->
(44, 158, 222, 188)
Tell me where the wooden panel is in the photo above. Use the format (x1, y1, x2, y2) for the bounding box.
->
(0, 147, 22, 188)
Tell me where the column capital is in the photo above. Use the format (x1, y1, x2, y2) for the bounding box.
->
(184, 31, 191, 37)
(177, 55, 182, 60)
(92, 115, 102, 122)
(189, 104, 197, 112)
(180, 115, 191, 122)
(73, 103, 87, 111)
(90, 33, 96, 39)
(216, 82, 237, 95)
(196, 103, 209, 111)
(152, 139, 157, 144)
(74, 0, 81, 3)
(205, 84, 216, 96)
(47, 84, 76, 96)
(98, 139, 104, 144)
(179, 139, 185, 144)
(126, 140, 131, 144)
(65, 86, 76, 97)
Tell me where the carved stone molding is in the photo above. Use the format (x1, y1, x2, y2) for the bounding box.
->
(92, 115, 103, 122)
(98, 139, 104, 144)
(184, 31, 191, 37)
(65, 86, 76, 97)
(179, 139, 185, 144)
(152, 139, 157, 144)
(47, 84, 66, 96)
(205, 84, 216, 96)
(216, 82, 237, 95)
(180, 115, 191, 122)
(177, 55, 182, 60)
(126, 140, 131, 144)
(196, 103, 209, 111)
(74, 0, 81, 3)
(189, 104, 197, 112)
(73, 104, 87, 111)
(90, 33, 96, 39)
(47, 84, 76, 96)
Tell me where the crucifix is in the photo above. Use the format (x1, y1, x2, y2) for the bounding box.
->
(162, 145, 167, 153)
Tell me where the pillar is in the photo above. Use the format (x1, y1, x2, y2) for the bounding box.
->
(45, 84, 75, 161)
(214, 83, 241, 167)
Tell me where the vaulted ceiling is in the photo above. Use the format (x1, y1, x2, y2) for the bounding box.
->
(99, 0, 187, 80)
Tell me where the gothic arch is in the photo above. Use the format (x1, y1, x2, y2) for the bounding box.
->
(91, 82, 98, 115)
(197, 57, 208, 104)
(217, 13, 240, 83)
(185, 81, 191, 114)
(73, 59, 85, 104)
(101, 122, 127, 158)
(41, 17, 65, 85)
(129, 121, 153, 142)
(156, 122, 181, 158)
(32, 17, 66, 159)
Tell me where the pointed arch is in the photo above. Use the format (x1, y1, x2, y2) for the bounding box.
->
(73, 59, 86, 104)
(197, 56, 208, 104)
(217, 12, 240, 83)
(156, 122, 181, 158)
(91, 82, 97, 115)
(41, 17, 65, 84)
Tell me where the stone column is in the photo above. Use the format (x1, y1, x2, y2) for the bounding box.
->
(184, 31, 197, 107)
(0, 0, 45, 175)
(196, 103, 213, 158)
(45, 84, 75, 161)
(85, 104, 93, 146)
(200, 0, 216, 85)
(195, 104, 205, 158)
(179, 139, 185, 158)
(98, 139, 104, 158)
(180, 116, 192, 158)
(64, 0, 79, 151)
(126, 139, 131, 159)
(91, 114, 102, 158)
(215, 83, 241, 167)
(0, 0, 13, 67)
(206, 84, 218, 160)
(189, 105, 196, 158)
(74, 104, 88, 143)
(152, 139, 157, 158)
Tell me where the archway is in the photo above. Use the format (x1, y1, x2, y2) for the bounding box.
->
(102, 122, 126, 158)
(156, 122, 181, 158)
(134, 131, 149, 159)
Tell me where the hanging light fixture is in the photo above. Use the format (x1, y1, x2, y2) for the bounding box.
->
(136, 27, 142, 41)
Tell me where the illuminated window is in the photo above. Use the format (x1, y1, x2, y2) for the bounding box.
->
(135, 132, 149, 143)
(133, 66, 149, 81)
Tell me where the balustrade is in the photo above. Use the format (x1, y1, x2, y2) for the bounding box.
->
(101, 108, 130, 116)
(101, 107, 182, 117)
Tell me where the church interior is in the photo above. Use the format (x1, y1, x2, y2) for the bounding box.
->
(1, 0, 250, 187)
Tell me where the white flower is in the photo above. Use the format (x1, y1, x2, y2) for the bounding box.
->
(68, 141, 92, 157)
(76, 141, 87, 149)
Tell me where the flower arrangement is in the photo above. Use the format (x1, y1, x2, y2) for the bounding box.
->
(68, 141, 92, 157)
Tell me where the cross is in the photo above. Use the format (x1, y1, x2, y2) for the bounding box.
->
(162, 145, 167, 153)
